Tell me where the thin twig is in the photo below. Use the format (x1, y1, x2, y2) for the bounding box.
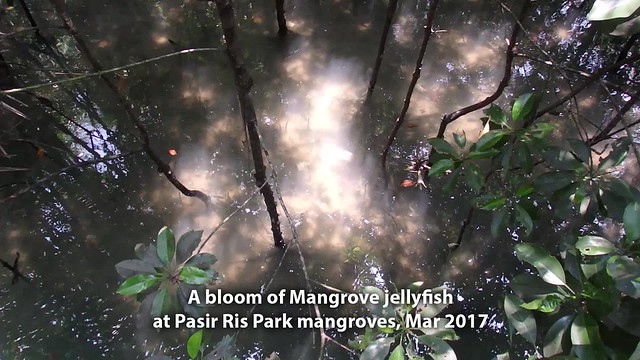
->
(527, 54, 640, 126)
(0, 252, 30, 284)
(619, 116, 640, 169)
(587, 87, 640, 145)
(252, 123, 330, 356)
(514, 53, 640, 96)
(601, 116, 640, 140)
(195, 182, 267, 255)
(1, 48, 219, 95)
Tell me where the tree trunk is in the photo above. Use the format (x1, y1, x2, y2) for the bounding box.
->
(275, 0, 288, 36)
(366, 0, 398, 100)
(214, 0, 286, 248)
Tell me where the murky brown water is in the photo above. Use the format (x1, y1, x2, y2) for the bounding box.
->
(0, 0, 634, 358)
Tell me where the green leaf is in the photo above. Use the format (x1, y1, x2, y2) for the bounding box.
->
(515, 243, 567, 286)
(516, 184, 535, 198)
(187, 330, 203, 359)
(610, 15, 640, 36)
(418, 324, 458, 340)
(510, 273, 563, 300)
(608, 298, 640, 337)
(429, 159, 455, 177)
(516, 143, 534, 172)
(485, 104, 508, 128)
(135, 243, 164, 268)
(528, 122, 555, 139)
(587, 0, 640, 20)
(453, 132, 466, 148)
(568, 138, 591, 164)
(464, 164, 483, 193)
(601, 190, 627, 221)
(443, 168, 461, 193)
(515, 204, 533, 236)
(512, 93, 540, 123)
(500, 143, 514, 171)
(543, 146, 582, 170)
(491, 206, 510, 238)
(534, 171, 576, 193)
(492, 352, 510, 360)
(428, 138, 456, 156)
(479, 195, 507, 210)
(116, 274, 160, 296)
(607, 255, 640, 281)
(151, 288, 174, 317)
(416, 335, 457, 360)
(598, 138, 630, 171)
(570, 312, 606, 360)
(443, 167, 462, 193)
(476, 130, 507, 151)
(265, 352, 281, 360)
(348, 327, 377, 351)
(177, 230, 204, 264)
(504, 294, 537, 345)
(388, 344, 405, 360)
(543, 315, 573, 357)
(624, 202, 640, 242)
(179, 266, 214, 285)
(607, 255, 640, 297)
(607, 178, 635, 199)
(157, 226, 176, 266)
(185, 253, 218, 269)
(466, 148, 500, 160)
(630, 341, 640, 360)
(575, 236, 616, 256)
(520, 295, 563, 313)
(581, 261, 606, 280)
(115, 259, 157, 278)
(359, 337, 394, 360)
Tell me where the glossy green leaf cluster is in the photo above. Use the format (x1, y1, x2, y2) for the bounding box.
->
(505, 233, 640, 359)
(350, 283, 458, 360)
(115, 226, 218, 318)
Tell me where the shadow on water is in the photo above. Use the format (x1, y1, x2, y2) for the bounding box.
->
(0, 0, 633, 358)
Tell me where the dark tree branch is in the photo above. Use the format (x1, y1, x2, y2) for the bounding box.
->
(602, 116, 640, 140)
(275, 0, 287, 36)
(214, 0, 285, 248)
(435, 1, 531, 139)
(381, 0, 440, 169)
(16, 0, 38, 34)
(616, 33, 639, 63)
(587, 88, 640, 145)
(451, 169, 494, 250)
(514, 53, 640, 100)
(49, 0, 211, 205)
(0, 252, 30, 284)
(525, 54, 640, 127)
(366, 0, 398, 100)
